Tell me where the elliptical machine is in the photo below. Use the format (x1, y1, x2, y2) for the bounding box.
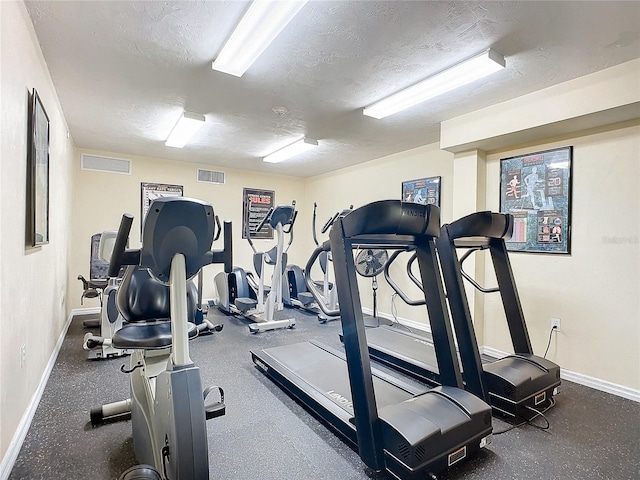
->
(89, 197, 232, 480)
(214, 201, 297, 333)
(303, 204, 353, 322)
(282, 202, 333, 321)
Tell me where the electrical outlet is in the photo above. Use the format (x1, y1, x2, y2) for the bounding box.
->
(20, 344, 26, 368)
(551, 317, 561, 332)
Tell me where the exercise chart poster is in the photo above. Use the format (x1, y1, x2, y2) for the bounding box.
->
(140, 183, 183, 238)
(402, 176, 441, 207)
(500, 147, 572, 254)
(243, 188, 275, 240)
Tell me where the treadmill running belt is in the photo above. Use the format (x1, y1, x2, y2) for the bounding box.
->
(251, 340, 424, 446)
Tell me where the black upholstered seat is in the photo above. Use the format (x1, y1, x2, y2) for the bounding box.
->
(114, 266, 199, 350)
(112, 321, 197, 350)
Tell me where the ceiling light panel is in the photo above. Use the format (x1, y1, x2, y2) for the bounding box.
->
(165, 111, 206, 148)
(263, 137, 318, 163)
(363, 49, 506, 119)
(212, 0, 308, 77)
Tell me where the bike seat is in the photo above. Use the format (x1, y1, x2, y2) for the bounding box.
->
(112, 321, 198, 350)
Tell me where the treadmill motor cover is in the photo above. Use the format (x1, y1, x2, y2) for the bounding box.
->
(482, 354, 561, 402)
(378, 386, 492, 473)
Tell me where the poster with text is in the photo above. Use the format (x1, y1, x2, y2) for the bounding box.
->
(243, 188, 275, 239)
(499, 147, 572, 253)
(140, 183, 183, 238)
(402, 176, 441, 207)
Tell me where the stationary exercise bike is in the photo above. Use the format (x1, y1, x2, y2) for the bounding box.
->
(89, 197, 232, 480)
(81, 230, 132, 359)
(214, 201, 296, 333)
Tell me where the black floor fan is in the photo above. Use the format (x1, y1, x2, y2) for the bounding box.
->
(355, 248, 389, 327)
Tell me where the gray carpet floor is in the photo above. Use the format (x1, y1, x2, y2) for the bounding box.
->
(8, 307, 640, 480)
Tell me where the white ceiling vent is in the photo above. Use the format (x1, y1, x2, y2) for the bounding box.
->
(197, 168, 225, 185)
(81, 154, 131, 175)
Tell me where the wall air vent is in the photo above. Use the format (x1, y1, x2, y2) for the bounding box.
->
(197, 168, 225, 185)
(81, 154, 131, 175)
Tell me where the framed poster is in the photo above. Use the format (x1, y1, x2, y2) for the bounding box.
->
(140, 182, 183, 237)
(500, 147, 572, 254)
(402, 176, 441, 207)
(243, 188, 275, 240)
(27, 88, 50, 246)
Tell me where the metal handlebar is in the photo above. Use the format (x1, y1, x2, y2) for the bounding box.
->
(383, 248, 426, 306)
(312, 202, 319, 246)
(214, 215, 222, 241)
(304, 241, 340, 317)
(458, 246, 500, 293)
(256, 207, 273, 233)
(107, 214, 139, 278)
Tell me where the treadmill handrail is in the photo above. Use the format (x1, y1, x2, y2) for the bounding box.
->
(337, 200, 440, 241)
(383, 249, 426, 306)
(447, 211, 514, 243)
(458, 247, 500, 294)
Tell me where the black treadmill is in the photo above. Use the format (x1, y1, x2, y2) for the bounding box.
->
(252, 200, 493, 480)
(363, 211, 560, 420)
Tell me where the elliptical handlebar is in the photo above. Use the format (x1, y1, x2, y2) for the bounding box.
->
(214, 215, 222, 241)
(312, 202, 319, 246)
(255, 206, 273, 233)
(320, 205, 354, 235)
(321, 212, 339, 234)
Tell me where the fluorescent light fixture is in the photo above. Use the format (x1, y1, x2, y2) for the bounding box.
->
(212, 0, 308, 77)
(263, 137, 318, 163)
(165, 111, 205, 148)
(363, 49, 505, 119)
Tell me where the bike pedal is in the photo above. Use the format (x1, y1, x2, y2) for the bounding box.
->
(205, 402, 225, 420)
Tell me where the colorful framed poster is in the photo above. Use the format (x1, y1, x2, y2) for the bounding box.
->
(500, 147, 572, 254)
(401, 176, 441, 207)
(243, 188, 275, 240)
(140, 182, 183, 237)
(28, 88, 50, 246)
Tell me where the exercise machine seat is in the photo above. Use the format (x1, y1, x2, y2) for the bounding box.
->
(114, 266, 198, 349)
(113, 322, 198, 350)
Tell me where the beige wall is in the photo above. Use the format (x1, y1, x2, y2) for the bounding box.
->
(483, 122, 640, 388)
(2, 4, 639, 473)
(0, 0, 75, 465)
(303, 143, 454, 326)
(70, 150, 306, 310)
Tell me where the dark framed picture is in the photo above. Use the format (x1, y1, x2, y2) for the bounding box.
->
(500, 146, 572, 254)
(402, 176, 441, 207)
(140, 182, 183, 238)
(242, 188, 275, 239)
(28, 88, 50, 247)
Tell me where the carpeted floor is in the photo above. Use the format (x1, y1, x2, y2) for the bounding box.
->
(8, 307, 640, 480)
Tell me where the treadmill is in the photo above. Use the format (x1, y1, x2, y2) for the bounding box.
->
(362, 211, 560, 420)
(252, 200, 493, 480)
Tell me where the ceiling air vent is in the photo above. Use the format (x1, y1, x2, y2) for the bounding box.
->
(81, 154, 131, 174)
(197, 168, 225, 185)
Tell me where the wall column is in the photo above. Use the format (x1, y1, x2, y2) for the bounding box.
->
(451, 150, 486, 344)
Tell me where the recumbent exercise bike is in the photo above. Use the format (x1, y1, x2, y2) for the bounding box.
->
(89, 197, 232, 480)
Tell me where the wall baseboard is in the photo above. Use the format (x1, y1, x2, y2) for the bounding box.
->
(369, 310, 639, 402)
(0, 310, 75, 480)
(481, 346, 640, 402)
(72, 306, 101, 315)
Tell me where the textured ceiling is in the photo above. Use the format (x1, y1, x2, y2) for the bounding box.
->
(25, 1, 640, 178)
